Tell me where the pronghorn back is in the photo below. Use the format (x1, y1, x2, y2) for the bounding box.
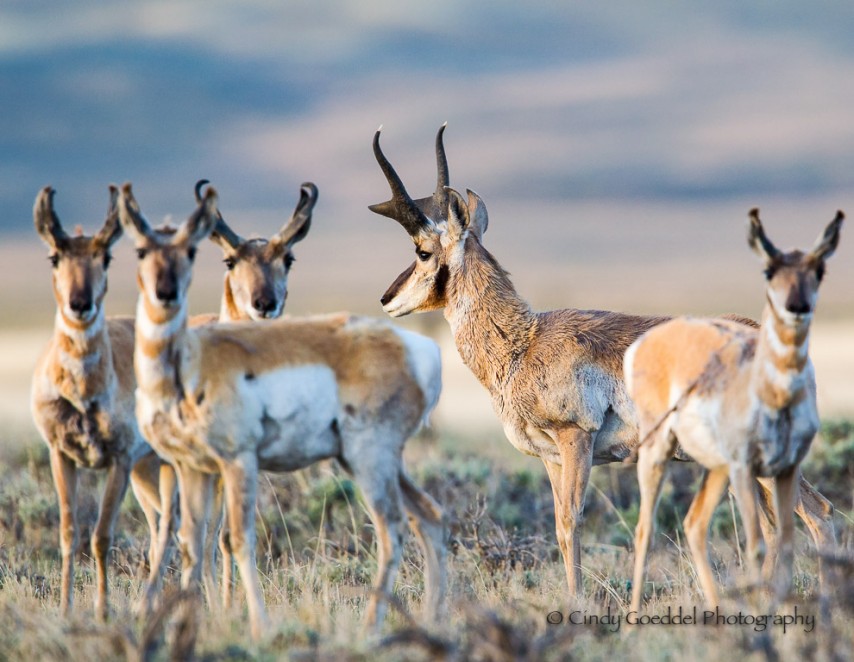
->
(193, 314, 431, 425)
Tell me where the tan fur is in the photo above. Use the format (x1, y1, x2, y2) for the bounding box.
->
(120, 183, 445, 640)
(29, 186, 171, 621)
(627, 209, 843, 612)
(370, 128, 836, 600)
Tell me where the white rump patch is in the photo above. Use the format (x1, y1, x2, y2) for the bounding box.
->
(393, 328, 442, 427)
(623, 338, 641, 395)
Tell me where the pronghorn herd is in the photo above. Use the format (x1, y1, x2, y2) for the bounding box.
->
(30, 125, 843, 639)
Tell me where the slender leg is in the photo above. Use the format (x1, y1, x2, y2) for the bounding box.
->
(683, 466, 730, 608)
(400, 469, 447, 622)
(772, 466, 799, 601)
(794, 477, 835, 549)
(50, 448, 78, 617)
(92, 459, 131, 621)
(754, 479, 779, 579)
(756, 475, 835, 583)
(129, 453, 161, 574)
(220, 453, 268, 640)
(138, 460, 177, 614)
(794, 476, 835, 587)
(544, 426, 593, 597)
(630, 433, 674, 614)
(729, 465, 765, 587)
(175, 465, 213, 594)
(219, 512, 234, 609)
(203, 475, 225, 609)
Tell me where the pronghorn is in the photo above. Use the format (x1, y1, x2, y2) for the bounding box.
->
(135, 180, 320, 612)
(626, 209, 843, 610)
(117, 183, 446, 639)
(30, 186, 171, 620)
(198, 177, 319, 606)
(204, 179, 318, 322)
(369, 125, 835, 598)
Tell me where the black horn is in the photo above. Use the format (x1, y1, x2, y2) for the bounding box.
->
(411, 122, 451, 221)
(196, 178, 242, 249)
(368, 127, 433, 237)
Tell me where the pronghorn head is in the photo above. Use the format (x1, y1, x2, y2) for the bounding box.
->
(748, 208, 844, 326)
(197, 180, 318, 321)
(34, 185, 122, 327)
(117, 182, 219, 320)
(369, 124, 489, 317)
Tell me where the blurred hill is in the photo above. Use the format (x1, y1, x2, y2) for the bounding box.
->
(2, 2, 854, 232)
(1, 2, 852, 437)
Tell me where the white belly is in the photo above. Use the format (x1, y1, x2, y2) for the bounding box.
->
(240, 364, 341, 471)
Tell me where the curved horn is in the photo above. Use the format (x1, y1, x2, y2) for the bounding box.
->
(368, 127, 433, 237)
(33, 186, 70, 250)
(194, 178, 210, 204)
(94, 184, 123, 248)
(196, 178, 242, 249)
(182, 185, 219, 244)
(435, 122, 450, 192)
(810, 210, 844, 261)
(412, 122, 450, 220)
(118, 182, 155, 241)
(273, 182, 318, 247)
(747, 207, 781, 263)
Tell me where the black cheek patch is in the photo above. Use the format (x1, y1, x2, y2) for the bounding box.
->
(434, 264, 449, 300)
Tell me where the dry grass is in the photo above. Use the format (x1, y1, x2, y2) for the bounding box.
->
(0, 425, 852, 661)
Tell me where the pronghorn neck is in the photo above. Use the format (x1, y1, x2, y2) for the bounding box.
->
(52, 307, 114, 408)
(134, 296, 192, 404)
(444, 238, 536, 391)
(751, 302, 811, 410)
(219, 274, 245, 322)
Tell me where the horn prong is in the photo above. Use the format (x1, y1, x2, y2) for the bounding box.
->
(369, 128, 433, 236)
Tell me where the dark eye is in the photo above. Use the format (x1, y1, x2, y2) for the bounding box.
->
(763, 266, 776, 280)
(103, 253, 112, 269)
(224, 257, 236, 271)
(188, 247, 197, 261)
(417, 250, 432, 262)
(136, 248, 147, 260)
(815, 263, 825, 282)
(284, 254, 295, 269)
(48, 254, 59, 268)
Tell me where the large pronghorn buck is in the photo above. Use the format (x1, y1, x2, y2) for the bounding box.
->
(369, 125, 835, 597)
(30, 186, 169, 620)
(626, 209, 843, 611)
(117, 183, 446, 639)
(134, 179, 321, 610)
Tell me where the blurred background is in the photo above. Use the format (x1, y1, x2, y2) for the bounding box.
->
(2, 1, 852, 445)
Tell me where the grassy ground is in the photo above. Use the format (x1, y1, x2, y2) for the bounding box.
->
(0, 422, 853, 661)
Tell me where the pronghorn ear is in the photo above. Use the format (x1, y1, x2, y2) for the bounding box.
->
(118, 182, 155, 244)
(94, 185, 123, 249)
(747, 208, 780, 265)
(445, 187, 470, 241)
(810, 210, 844, 262)
(465, 189, 488, 241)
(272, 182, 318, 250)
(179, 186, 219, 245)
(33, 186, 69, 251)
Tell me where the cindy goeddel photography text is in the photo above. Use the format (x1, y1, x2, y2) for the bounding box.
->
(546, 606, 815, 634)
